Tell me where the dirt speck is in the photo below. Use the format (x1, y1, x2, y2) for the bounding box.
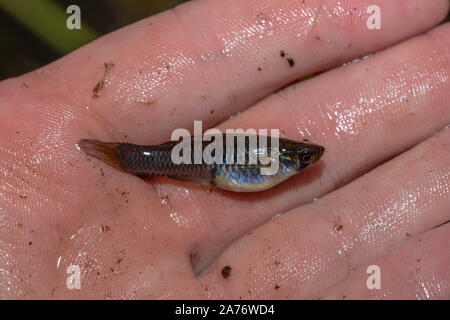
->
(221, 265, 232, 279)
(210, 110, 214, 114)
(22, 82, 30, 89)
(189, 251, 199, 269)
(302, 138, 309, 142)
(141, 100, 154, 106)
(101, 224, 111, 232)
(328, 216, 343, 232)
(19, 194, 27, 199)
(117, 258, 123, 264)
(287, 58, 295, 67)
(93, 62, 115, 98)
(316, 35, 321, 41)
(257, 67, 262, 71)
(28, 241, 32, 246)
(274, 260, 280, 265)
(18, 223, 23, 228)
(280, 50, 295, 67)
(93, 81, 104, 97)
(274, 284, 280, 290)
(160, 195, 171, 208)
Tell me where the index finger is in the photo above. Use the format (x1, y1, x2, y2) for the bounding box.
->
(13, 0, 449, 143)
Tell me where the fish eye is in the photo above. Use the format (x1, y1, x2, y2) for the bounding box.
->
(302, 153, 312, 163)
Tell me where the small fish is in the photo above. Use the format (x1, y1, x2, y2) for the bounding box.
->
(78, 135, 324, 192)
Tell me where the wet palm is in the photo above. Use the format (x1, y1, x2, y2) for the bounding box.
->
(0, 0, 449, 299)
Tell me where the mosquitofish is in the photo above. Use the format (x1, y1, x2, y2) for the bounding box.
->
(77, 135, 324, 192)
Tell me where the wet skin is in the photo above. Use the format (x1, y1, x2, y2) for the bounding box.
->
(0, 0, 449, 299)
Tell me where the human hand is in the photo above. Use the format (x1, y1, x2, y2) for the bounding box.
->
(0, 0, 449, 299)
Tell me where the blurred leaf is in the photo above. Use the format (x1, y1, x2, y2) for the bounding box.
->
(0, 0, 98, 54)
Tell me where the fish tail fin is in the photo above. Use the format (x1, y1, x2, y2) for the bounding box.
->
(77, 139, 124, 171)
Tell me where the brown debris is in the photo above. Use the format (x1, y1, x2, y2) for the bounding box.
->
(93, 62, 115, 98)
(287, 58, 295, 67)
(140, 100, 154, 106)
(189, 251, 199, 269)
(328, 216, 343, 233)
(279, 49, 295, 67)
(221, 265, 232, 279)
(100, 224, 111, 232)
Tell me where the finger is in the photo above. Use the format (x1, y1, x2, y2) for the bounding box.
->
(14, 0, 449, 143)
(198, 126, 450, 299)
(170, 23, 450, 272)
(320, 223, 450, 299)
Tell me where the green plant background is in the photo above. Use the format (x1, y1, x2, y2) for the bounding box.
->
(0, 0, 187, 80)
(0, 0, 449, 80)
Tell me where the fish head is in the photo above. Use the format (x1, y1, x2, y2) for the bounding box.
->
(279, 141, 325, 171)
